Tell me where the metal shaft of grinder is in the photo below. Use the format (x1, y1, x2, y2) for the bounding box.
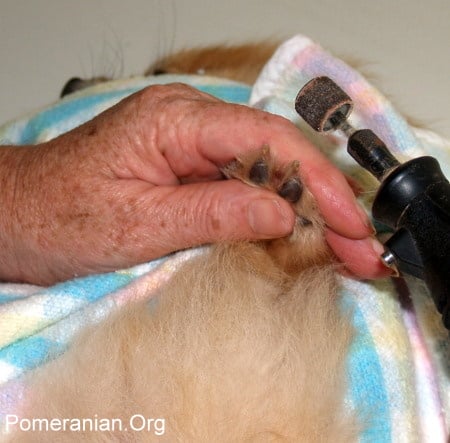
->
(295, 76, 400, 181)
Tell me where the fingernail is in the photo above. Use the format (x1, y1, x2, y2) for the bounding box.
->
(371, 237, 399, 276)
(356, 202, 376, 234)
(371, 237, 386, 256)
(248, 199, 293, 237)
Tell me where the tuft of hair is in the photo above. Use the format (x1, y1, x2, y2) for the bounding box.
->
(17, 238, 356, 441)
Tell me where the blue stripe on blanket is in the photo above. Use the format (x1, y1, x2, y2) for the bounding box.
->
(44, 271, 134, 304)
(18, 90, 138, 145)
(17, 84, 251, 145)
(0, 295, 23, 304)
(0, 272, 137, 378)
(0, 337, 63, 370)
(195, 84, 251, 104)
(345, 297, 391, 442)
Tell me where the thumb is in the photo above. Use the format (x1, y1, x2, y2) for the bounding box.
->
(140, 179, 295, 256)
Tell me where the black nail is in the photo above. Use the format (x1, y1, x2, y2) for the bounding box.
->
(249, 160, 269, 184)
(278, 178, 303, 203)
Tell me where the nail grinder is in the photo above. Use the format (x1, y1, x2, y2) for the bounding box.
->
(295, 76, 450, 330)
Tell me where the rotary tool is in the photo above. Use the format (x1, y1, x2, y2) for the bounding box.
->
(295, 76, 450, 330)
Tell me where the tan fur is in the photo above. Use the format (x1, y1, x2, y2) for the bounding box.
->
(147, 42, 279, 84)
(14, 148, 356, 442)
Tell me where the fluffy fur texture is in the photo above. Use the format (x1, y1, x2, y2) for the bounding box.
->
(16, 147, 356, 442)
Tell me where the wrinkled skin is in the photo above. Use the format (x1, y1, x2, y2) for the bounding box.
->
(0, 83, 389, 285)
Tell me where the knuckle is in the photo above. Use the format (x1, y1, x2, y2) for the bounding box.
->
(139, 83, 201, 104)
(202, 197, 224, 239)
(187, 187, 226, 242)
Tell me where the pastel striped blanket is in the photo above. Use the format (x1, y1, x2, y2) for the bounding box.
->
(0, 35, 449, 441)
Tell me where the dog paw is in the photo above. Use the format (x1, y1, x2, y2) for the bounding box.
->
(222, 145, 315, 227)
(222, 145, 331, 274)
(222, 145, 304, 204)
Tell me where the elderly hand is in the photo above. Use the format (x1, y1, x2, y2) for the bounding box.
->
(0, 83, 389, 285)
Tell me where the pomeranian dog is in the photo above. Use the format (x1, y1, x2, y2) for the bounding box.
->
(16, 44, 357, 442)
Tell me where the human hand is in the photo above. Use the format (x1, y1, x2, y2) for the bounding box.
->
(0, 83, 389, 285)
